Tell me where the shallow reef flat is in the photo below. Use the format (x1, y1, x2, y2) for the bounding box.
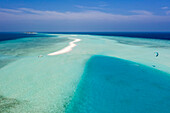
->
(0, 33, 170, 112)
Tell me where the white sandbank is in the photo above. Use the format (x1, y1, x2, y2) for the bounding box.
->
(48, 38, 81, 56)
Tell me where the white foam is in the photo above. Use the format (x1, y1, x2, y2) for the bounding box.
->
(48, 38, 81, 56)
(70, 35, 78, 36)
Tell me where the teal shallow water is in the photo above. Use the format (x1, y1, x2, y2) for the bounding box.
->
(0, 33, 170, 112)
(66, 55, 170, 113)
(0, 34, 69, 68)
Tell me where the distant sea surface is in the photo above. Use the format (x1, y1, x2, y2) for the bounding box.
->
(0, 32, 50, 42)
(45, 32, 170, 40)
(0, 32, 170, 42)
(0, 32, 170, 113)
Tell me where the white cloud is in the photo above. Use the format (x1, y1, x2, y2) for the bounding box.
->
(75, 5, 104, 10)
(1, 8, 170, 31)
(0, 8, 170, 23)
(130, 10, 153, 15)
(0, 8, 22, 13)
(162, 7, 169, 10)
(75, 2, 108, 10)
(19, 8, 64, 16)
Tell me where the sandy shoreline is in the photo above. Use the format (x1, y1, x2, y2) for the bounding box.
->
(48, 38, 81, 56)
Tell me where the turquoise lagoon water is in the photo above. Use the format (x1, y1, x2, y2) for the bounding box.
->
(0, 33, 170, 113)
(66, 55, 170, 113)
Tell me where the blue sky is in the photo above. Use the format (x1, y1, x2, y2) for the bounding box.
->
(0, 0, 170, 32)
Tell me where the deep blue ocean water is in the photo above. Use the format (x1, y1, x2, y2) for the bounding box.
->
(1, 32, 170, 42)
(0, 32, 51, 42)
(45, 32, 170, 40)
(66, 55, 170, 113)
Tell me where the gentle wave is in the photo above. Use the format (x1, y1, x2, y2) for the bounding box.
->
(48, 38, 81, 56)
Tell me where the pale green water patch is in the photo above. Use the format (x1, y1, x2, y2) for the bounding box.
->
(0, 34, 71, 69)
(0, 53, 89, 112)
